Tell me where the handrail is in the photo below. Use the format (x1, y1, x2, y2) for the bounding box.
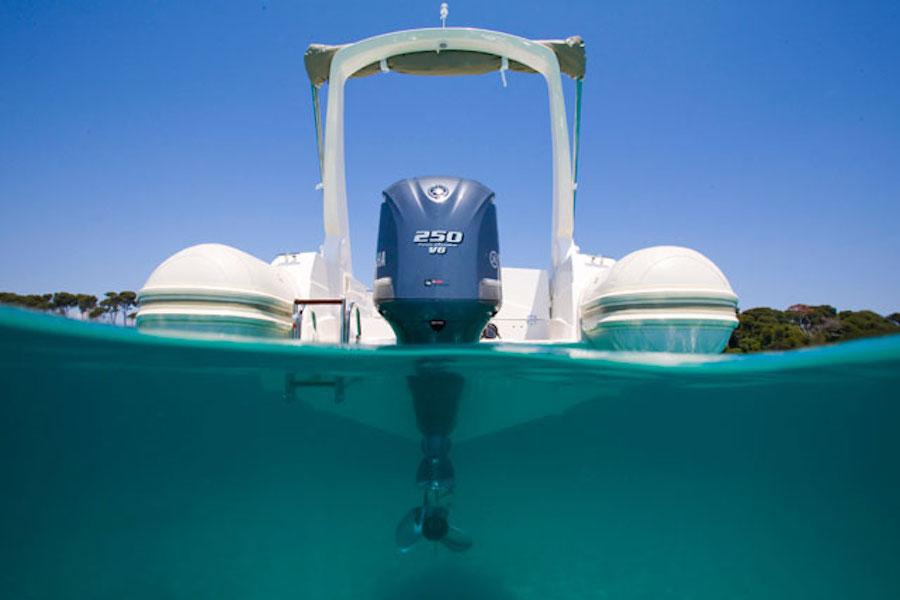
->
(293, 298, 355, 343)
(343, 301, 362, 343)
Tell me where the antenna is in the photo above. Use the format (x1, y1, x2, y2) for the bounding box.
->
(440, 3, 448, 28)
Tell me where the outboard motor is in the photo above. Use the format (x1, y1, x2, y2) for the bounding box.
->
(374, 176, 501, 344)
(375, 176, 499, 553)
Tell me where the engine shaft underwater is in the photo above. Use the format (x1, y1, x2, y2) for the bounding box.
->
(407, 366, 464, 493)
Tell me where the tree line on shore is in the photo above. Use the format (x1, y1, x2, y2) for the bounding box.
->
(726, 304, 900, 353)
(0, 291, 138, 325)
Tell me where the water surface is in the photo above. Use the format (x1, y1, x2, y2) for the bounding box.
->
(1, 307, 898, 599)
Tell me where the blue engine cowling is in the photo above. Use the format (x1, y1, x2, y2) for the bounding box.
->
(373, 176, 502, 344)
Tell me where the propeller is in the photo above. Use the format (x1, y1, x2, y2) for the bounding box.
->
(395, 494, 472, 552)
(441, 523, 473, 552)
(396, 506, 424, 552)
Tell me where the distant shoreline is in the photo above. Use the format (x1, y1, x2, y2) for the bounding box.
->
(726, 304, 898, 353)
(0, 291, 137, 326)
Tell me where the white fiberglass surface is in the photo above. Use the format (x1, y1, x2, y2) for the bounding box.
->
(320, 29, 577, 276)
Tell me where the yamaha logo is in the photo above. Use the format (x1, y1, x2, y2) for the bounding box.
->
(426, 185, 449, 201)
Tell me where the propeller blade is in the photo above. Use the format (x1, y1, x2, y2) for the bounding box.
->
(395, 507, 424, 552)
(440, 523, 473, 552)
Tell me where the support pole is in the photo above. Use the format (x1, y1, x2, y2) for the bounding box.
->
(572, 78, 583, 214)
(310, 83, 325, 182)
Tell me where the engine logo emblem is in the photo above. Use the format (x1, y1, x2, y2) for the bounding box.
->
(426, 185, 449, 201)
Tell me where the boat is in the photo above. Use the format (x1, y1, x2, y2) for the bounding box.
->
(133, 12, 741, 552)
(135, 21, 739, 353)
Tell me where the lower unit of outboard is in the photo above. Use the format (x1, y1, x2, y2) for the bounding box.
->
(373, 176, 502, 344)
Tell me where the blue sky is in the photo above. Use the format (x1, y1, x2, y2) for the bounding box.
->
(1, 1, 898, 314)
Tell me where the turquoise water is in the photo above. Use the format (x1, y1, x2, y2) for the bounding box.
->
(1, 306, 898, 599)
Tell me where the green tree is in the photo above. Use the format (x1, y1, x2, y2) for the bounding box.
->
(1, 292, 53, 311)
(100, 292, 120, 324)
(76, 294, 98, 319)
(117, 291, 138, 324)
(52, 292, 79, 316)
(730, 305, 899, 352)
(785, 304, 842, 344)
(728, 307, 808, 352)
(23, 294, 54, 311)
(0, 292, 24, 306)
(836, 310, 899, 341)
(89, 306, 109, 320)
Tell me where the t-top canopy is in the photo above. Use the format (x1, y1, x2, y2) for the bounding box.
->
(305, 35, 585, 87)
